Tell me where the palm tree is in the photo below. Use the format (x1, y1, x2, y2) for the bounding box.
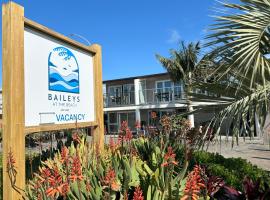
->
(200, 0, 270, 144)
(156, 41, 203, 127)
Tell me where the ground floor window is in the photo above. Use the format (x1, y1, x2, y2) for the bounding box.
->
(147, 109, 174, 126)
(107, 111, 136, 134)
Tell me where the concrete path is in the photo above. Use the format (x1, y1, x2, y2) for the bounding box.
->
(206, 138, 270, 171)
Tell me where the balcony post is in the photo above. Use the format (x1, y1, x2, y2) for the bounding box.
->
(134, 79, 141, 123)
(134, 79, 140, 105)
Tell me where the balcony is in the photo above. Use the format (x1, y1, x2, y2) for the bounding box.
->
(138, 88, 185, 105)
(104, 91, 135, 107)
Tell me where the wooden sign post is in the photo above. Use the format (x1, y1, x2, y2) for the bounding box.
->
(2, 2, 104, 199)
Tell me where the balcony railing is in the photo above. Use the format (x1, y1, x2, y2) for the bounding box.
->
(138, 89, 185, 105)
(104, 92, 135, 107)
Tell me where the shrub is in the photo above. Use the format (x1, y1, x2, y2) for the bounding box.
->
(190, 151, 270, 190)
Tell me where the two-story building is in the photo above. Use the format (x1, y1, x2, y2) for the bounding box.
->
(103, 72, 217, 134)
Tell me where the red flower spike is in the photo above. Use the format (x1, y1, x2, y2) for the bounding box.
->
(69, 155, 84, 182)
(181, 165, 206, 200)
(60, 146, 69, 164)
(125, 128, 133, 142)
(45, 166, 69, 198)
(103, 168, 120, 191)
(161, 146, 178, 167)
(133, 187, 144, 200)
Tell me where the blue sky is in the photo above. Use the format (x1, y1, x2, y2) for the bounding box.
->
(0, 0, 236, 86)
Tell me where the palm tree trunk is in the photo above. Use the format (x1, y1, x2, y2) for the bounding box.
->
(187, 72, 195, 128)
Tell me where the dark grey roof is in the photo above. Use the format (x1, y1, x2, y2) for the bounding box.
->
(103, 72, 168, 83)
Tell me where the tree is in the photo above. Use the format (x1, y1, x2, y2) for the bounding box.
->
(200, 0, 270, 144)
(156, 41, 204, 127)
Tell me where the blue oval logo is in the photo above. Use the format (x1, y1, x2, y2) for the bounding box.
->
(48, 47, 79, 93)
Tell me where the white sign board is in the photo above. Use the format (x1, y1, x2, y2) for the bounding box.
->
(24, 28, 95, 127)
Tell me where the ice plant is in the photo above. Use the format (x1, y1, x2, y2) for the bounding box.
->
(133, 186, 144, 200)
(181, 165, 206, 200)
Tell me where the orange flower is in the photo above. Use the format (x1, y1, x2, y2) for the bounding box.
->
(125, 128, 133, 141)
(118, 121, 133, 142)
(46, 182, 68, 198)
(109, 137, 118, 152)
(69, 155, 84, 182)
(103, 168, 120, 191)
(60, 146, 69, 164)
(45, 167, 69, 198)
(161, 146, 178, 167)
(181, 165, 206, 200)
(133, 187, 144, 200)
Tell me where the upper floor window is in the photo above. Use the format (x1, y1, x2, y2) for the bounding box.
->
(155, 80, 182, 102)
(107, 84, 135, 106)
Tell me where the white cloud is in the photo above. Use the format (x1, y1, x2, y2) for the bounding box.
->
(167, 29, 181, 44)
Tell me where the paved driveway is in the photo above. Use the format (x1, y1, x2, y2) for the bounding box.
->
(206, 139, 270, 171)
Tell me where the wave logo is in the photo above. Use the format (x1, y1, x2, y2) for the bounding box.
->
(48, 47, 79, 93)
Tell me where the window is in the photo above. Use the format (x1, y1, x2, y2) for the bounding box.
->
(174, 82, 182, 100)
(108, 86, 122, 105)
(148, 110, 173, 126)
(155, 80, 182, 102)
(108, 84, 135, 106)
(122, 84, 135, 104)
(119, 112, 136, 130)
(108, 112, 136, 134)
(108, 112, 118, 133)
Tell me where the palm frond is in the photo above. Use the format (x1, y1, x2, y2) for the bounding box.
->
(205, 0, 270, 88)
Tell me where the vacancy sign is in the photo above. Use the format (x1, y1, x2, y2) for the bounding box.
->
(24, 28, 95, 126)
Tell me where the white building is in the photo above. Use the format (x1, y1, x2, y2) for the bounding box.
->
(103, 73, 218, 134)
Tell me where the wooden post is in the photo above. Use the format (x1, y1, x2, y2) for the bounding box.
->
(92, 44, 104, 149)
(2, 2, 25, 200)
